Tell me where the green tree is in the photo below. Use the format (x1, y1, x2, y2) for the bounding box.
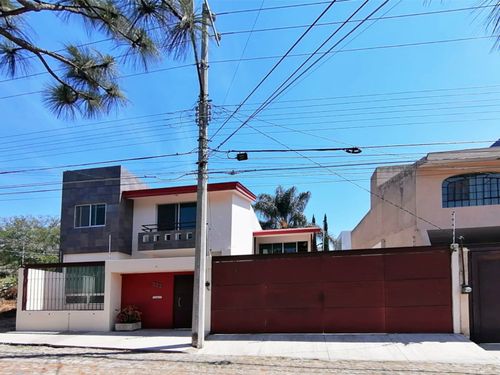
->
(311, 214, 318, 251)
(0, 0, 198, 118)
(0, 216, 60, 273)
(318, 214, 337, 252)
(254, 186, 311, 229)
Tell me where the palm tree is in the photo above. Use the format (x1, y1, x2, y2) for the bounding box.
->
(482, 1, 500, 47)
(254, 186, 311, 229)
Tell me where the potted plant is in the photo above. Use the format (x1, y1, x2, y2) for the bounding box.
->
(115, 305, 142, 331)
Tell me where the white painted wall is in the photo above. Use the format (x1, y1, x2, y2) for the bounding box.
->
(230, 194, 261, 256)
(130, 190, 239, 257)
(131, 192, 198, 257)
(339, 231, 352, 250)
(64, 252, 130, 262)
(23, 269, 63, 310)
(16, 268, 109, 332)
(16, 257, 196, 332)
(207, 192, 233, 255)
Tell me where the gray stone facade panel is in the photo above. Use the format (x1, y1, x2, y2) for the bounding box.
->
(60, 166, 145, 256)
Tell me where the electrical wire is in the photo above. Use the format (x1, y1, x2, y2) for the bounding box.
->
(213, 0, 390, 150)
(208, 0, 340, 141)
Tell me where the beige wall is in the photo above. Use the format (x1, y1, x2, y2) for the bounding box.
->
(351, 156, 500, 249)
(415, 160, 500, 237)
(352, 166, 419, 249)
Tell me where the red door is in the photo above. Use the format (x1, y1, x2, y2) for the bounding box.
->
(121, 273, 173, 328)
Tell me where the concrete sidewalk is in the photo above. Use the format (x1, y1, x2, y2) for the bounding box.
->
(0, 329, 192, 352)
(0, 331, 497, 364)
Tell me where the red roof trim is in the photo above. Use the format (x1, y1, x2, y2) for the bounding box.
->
(253, 227, 321, 237)
(122, 181, 256, 201)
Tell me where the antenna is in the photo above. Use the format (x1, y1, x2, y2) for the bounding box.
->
(452, 210, 456, 245)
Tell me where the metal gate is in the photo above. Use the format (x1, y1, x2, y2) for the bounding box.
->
(211, 247, 452, 333)
(470, 247, 500, 343)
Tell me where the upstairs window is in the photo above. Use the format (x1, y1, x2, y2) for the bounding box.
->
(442, 173, 500, 208)
(157, 202, 197, 231)
(75, 204, 106, 227)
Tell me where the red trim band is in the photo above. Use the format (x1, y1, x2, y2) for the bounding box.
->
(253, 227, 321, 237)
(123, 181, 256, 201)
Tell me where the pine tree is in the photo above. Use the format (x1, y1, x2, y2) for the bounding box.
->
(0, 0, 198, 118)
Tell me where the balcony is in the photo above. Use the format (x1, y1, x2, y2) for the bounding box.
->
(138, 224, 196, 251)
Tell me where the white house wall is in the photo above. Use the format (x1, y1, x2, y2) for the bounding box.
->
(207, 192, 233, 255)
(230, 194, 261, 256)
(17, 257, 196, 332)
(131, 191, 235, 257)
(16, 268, 109, 332)
(64, 252, 130, 262)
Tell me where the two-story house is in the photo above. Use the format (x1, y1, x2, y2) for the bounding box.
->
(350, 145, 500, 249)
(16, 166, 320, 332)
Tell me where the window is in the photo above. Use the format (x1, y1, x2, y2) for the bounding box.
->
(75, 204, 106, 227)
(442, 173, 500, 208)
(258, 241, 309, 255)
(157, 202, 197, 230)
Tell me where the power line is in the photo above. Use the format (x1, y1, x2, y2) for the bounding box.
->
(0, 108, 194, 140)
(0, 35, 496, 100)
(4, 96, 495, 156)
(221, 0, 265, 105)
(216, 0, 350, 16)
(214, 0, 390, 150)
(208, 0, 340, 141)
(217, 140, 496, 154)
(220, 4, 497, 36)
(0, 151, 197, 175)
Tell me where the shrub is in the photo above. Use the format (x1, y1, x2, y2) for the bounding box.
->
(0, 277, 17, 300)
(116, 305, 142, 323)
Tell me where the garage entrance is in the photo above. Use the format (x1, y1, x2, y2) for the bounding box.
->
(121, 272, 193, 329)
(211, 247, 452, 334)
(470, 248, 500, 343)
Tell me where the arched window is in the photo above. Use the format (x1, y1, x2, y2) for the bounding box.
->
(442, 173, 500, 207)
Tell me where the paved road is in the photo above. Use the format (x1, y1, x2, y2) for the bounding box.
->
(1, 345, 499, 375)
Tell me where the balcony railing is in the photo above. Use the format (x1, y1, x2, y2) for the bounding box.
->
(138, 223, 196, 251)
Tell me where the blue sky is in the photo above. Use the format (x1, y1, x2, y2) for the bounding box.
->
(0, 0, 499, 235)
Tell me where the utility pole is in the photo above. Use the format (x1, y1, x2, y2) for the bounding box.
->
(192, 0, 212, 349)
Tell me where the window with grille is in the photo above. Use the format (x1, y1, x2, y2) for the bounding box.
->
(442, 173, 500, 207)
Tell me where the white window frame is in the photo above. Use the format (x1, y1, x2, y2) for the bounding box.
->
(74, 203, 107, 228)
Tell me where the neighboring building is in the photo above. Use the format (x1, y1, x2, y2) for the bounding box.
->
(16, 166, 320, 332)
(338, 230, 352, 250)
(351, 145, 500, 249)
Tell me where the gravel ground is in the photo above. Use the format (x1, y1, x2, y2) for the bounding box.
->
(0, 344, 499, 375)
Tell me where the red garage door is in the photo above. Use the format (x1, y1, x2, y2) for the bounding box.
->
(211, 247, 452, 333)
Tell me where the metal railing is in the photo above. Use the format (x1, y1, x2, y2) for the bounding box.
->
(22, 262, 105, 311)
(138, 227, 196, 251)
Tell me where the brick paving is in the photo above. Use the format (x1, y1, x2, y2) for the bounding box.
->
(1, 344, 500, 375)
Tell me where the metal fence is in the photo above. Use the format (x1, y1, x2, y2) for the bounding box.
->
(22, 262, 105, 311)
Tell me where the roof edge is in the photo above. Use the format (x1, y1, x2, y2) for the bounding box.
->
(253, 227, 321, 237)
(122, 181, 256, 201)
